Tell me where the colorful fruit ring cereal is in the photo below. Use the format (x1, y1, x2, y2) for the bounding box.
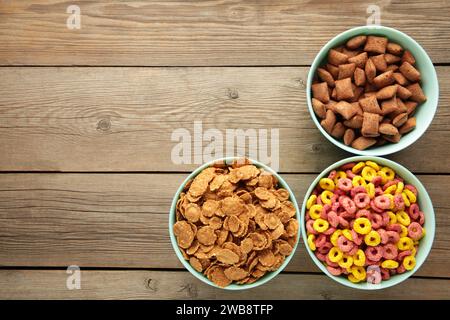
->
(303, 158, 431, 287)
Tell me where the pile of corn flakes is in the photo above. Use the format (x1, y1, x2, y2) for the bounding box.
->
(173, 160, 298, 287)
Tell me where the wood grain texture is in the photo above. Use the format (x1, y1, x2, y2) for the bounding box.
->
(0, 173, 448, 278)
(0, 66, 449, 173)
(1, 0, 449, 66)
(0, 269, 449, 300)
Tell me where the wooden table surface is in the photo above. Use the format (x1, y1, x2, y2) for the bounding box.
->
(1, 0, 449, 300)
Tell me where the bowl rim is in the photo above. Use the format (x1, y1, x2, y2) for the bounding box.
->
(306, 25, 439, 156)
(169, 157, 302, 290)
(300, 155, 435, 290)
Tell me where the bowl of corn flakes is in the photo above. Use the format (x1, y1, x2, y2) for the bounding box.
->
(300, 156, 435, 289)
(169, 158, 301, 289)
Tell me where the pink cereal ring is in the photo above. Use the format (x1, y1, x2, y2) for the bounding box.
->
(340, 162, 356, 171)
(354, 193, 370, 209)
(396, 264, 406, 274)
(318, 242, 333, 255)
(405, 184, 418, 196)
(350, 186, 367, 197)
(338, 216, 349, 228)
(408, 222, 423, 240)
(316, 196, 323, 205)
(370, 213, 383, 229)
(365, 246, 383, 262)
(387, 224, 402, 234)
(397, 250, 412, 261)
(365, 259, 380, 266)
(385, 231, 400, 244)
(337, 178, 353, 192)
(374, 186, 384, 197)
(314, 251, 325, 262)
(337, 235, 354, 253)
(382, 243, 398, 260)
(419, 211, 425, 225)
(325, 255, 339, 268)
(370, 200, 384, 213)
(394, 194, 405, 211)
(315, 251, 326, 262)
(327, 265, 342, 276)
(366, 266, 382, 284)
(328, 170, 337, 180)
(323, 226, 336, 236)
(305, 212, 311, 221)
(315, 234, 327, 248)
(356, 209, 372, 219)
(340, 196, 356, 214)
(331, 201, 340, 212)
(378, 229, 388, 244)
(371, 176, 382, 186)
(381, 212, 390, 227)
(374, 195, 391, 210)
(347, 245, 358, 256)
(408, 203, 420, 220)
(351, 229, 363, 245)
(327, 211, 339, 228)
(320, 204, 330, 219)
(380, 268, 390, 280)
(345, 169, 356, 179)
(306, 219, 318, 235)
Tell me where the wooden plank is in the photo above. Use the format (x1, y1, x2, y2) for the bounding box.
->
(0, 269, 449, 300)
(0, 173, 448, 278)
(0, 66, 449, 173)
(1, 1, 449, 66)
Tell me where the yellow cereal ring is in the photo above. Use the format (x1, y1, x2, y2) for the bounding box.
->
(307, 234, 316, 251)
(396, 211, 411, 226)
(306, 194, 317, 210)
(330, 230, 343, 247)
(362, 166, 377, 182)
(381, 259, 399, 269)
(366, 182, 375, 199)
(395, 182, 404, 194)
(353, 217, 372, 235)
(401, 192, 411, 207)
(328, 247, 343, 263)
(387, 211, 397, 225)
(333, 171, 347, 185)
(342, 229, 353, 241)
(353, 249, 366, 267)
(352, 175, 367, 188)
(309, 204, 323, 220)
(397, 237, 414, 251)
(338, 255, 353, 269)
(380, 167, 395, 181)
(365, 161, 380, 171)
(404, 189, 417, 204)
(321, 190, 334, 205)
(422, 227, 426, 238)
(352, 162, 366, 174)
(411, 246, 417, 256)
(351, 265, 367, 281)
(348, 274, 361, 283)
(384, 185, 397, 195)
(319, 178, 335, 191)
(313, 218, 329, 233)
(403, 255, 416, 271)
(364, 230, 381, 246)
(377, 170, 388, 185)
(399, 224, 408, 238)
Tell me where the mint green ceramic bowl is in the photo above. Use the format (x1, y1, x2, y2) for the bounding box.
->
(306, 26, 439, 156)
(169, 157, 301, 290)
(300, 156, 435, 289)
